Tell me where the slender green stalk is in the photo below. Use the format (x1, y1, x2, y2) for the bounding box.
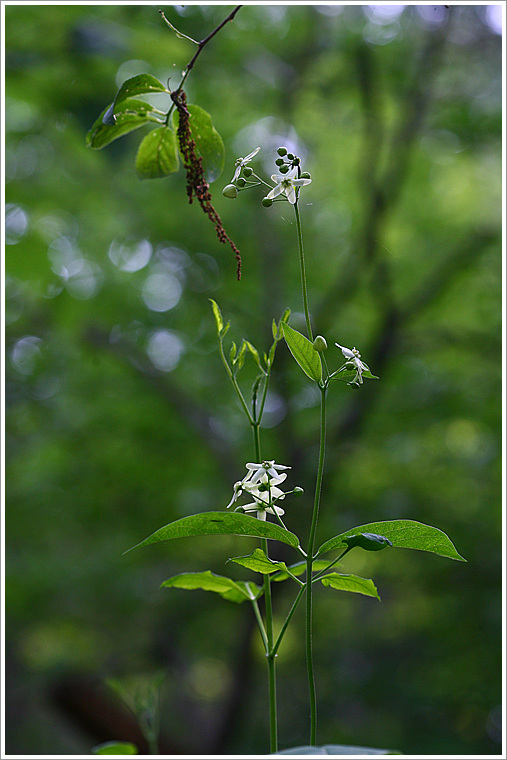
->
(305, 385, 327, 745)
(262, 538, 278, 753)
(294, 201, 313, 342)
(251, 596, 269, 652)
(218, 337, 255, 425)
(272, 584, 306, 657)
(252, 412, 278, 753)
(312, 547, 351, 582)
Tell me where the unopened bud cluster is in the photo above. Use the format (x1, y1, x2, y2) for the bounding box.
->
(223, 145, 312, 207)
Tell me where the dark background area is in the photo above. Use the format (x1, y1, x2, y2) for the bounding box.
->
(5, 3, 502, 756)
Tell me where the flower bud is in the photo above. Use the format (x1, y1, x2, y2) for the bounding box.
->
(275, 157, 285, 166)
(237, 177, 247, 188)
(313, 335, 328, 352)
(243, 166, 253, 177)
(293, 156, 300, 165)
(262, 197, 273, 207)
(277, 146, 287, 156)
(222, 184, 238, 199)
(287, 152, 294, 161)
(279, 164, 290, 174)
(293, 486, 304, 496)
(300, 171, 311, 180)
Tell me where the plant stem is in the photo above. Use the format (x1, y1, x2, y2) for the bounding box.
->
(161, 5, 242, 123)
(272, 584, 306, 657)
(262, 538, 278, 753)
(252, 412, 278, 753)
(305, 385, 327, 745)
(294, 201, 313, 342)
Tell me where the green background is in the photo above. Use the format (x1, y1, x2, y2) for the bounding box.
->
(5, 3, 502, 756)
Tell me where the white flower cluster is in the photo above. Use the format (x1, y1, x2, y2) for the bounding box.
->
(227, 460, 291, 521)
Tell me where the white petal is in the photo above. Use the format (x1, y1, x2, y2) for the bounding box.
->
(285, 185, 297, 204)
(335, 343, 355, 359)
(292, 178, 312, 187)
(271, 173, 284, 183)
(266, 184, 282, 200)
(244, 147, 260, 162)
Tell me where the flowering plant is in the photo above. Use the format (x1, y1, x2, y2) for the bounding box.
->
(87, 7, 466, 756)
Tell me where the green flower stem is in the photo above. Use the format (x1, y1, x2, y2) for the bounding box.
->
(251, 596, 269, 652)
(217, 336, 255, 426)
(262, 538, 278, 753)
(294, 201, 313, 342)
(305, 384, 327, 745)
(252, 409, 278, 754)
(271, 584, 306, 658)
(311, 547, 351, 582)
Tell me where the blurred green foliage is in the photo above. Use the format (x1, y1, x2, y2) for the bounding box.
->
(5, 4, 502, 756)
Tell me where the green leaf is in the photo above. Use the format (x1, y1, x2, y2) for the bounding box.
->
(124, 511, 301, 553)
(320, 572, 380, 600)
(228, 547, 290, 576)
(173, 104, 225, 182)
(282, 323, 322, 383)
(316, 519, 466, 561)
(244, 341, 264, 371)
(343, 532, 393, 551)
(273, 744, 400, 755)
(113, 74, 169, 108)
(209, 299, 224, 334)
(92, 741, 138, 755)
(86, 99, 157, 149)
(235, 340, 247, 372)
(271, 559, 334, 582)
(331, 365, 379, 384)
(161, 570, 261, 604)
(135, 127, 179, 179)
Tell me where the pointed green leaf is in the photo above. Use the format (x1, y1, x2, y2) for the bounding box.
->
(92, 742, 138, 755)
(316, 519, 465, 561)
(228, 547, 290, 576)
(235, 340, 247, 372)
(135, 127, 179, 179)
(124, 511, 300, 553)
(273, 743, 400, 755)
(209, 299, 224, 334)
(282, 323, 322, 383)
(87, 98, 157, 149)
(271, 559, 336, 582)
(244, 341, 264, 371)
(173, 105, 225, 182)
(320, 572, 380, 600)
(113, 74, 169, 108)
(161, 570, 261, 604)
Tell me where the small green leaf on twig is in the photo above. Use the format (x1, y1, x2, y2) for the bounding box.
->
(136, 127, 180, 179)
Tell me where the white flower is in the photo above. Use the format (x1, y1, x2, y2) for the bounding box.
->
(226, 460, 290, 520)
(231, 147, 261, 182)
(265, 167, 312, 205)
(335, 343, 371, 386)
(242, 460, 290, 485)
(241, 474, 286, 520)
